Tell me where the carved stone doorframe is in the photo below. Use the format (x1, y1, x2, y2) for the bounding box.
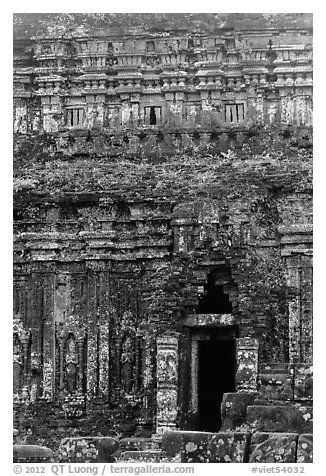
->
(155, 332, 179, 434)
(189, 322, 238, 429)
(186, 314, 237, 416)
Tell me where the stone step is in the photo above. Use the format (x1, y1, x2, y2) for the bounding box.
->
(246, 405, 313, 433)
(258, 373, 292, 381)
(260, 363, 292, 374)
(161, 430, 250, 463)
(161, 430, 215, 463)
(253, 399, 297, 406)
(257, 373, 294, 401)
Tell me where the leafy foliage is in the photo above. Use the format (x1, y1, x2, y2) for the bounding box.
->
(13, 128, 312, 203)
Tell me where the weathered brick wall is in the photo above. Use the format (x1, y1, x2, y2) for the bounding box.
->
(13, 132, 312, 439)
(13, 14, 313, 443)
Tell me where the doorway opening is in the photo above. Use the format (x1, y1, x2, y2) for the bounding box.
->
(196, 273, 233, 314)
(198, 337, 236, 431)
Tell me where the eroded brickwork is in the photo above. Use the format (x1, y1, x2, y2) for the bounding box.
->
(13, 14, 312, 451)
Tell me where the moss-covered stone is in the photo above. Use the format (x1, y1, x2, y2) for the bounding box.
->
(249, 432, 298, 463)
(13, 12, 313, 448)
(220, 392, 257, 430)
(297, 433, 313, 463)
(13, 444, 53, 463)
(294, 364, 313, 401)
(207, 432, 250, 463)
(258, 373, 294, 401)
(119, 437, 161, 452)
(246, 405, 313, 433)
(161, 431, 215, 463)
(58, 436, 119, 463)
(117, 450, 162, 462)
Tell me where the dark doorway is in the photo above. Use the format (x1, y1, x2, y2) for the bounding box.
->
(198, 338, 235, 431)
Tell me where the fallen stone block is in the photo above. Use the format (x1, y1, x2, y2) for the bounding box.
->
(260, 364, 291, 375)
(207, 432, 251, 463)
(221, 392, 257, 430)
(249, 433, 298, 463)
(161, 431, 215, 463)
(297, 434, 313, 463)
(258, 373, 293, 401)
(59, 436, 119, 463)
(246, 405, 313, 433)
(13, 444, 53, 463)
(294, 364, 313, 401)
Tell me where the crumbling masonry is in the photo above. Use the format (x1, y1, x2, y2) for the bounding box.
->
(13, 14, 313, 462)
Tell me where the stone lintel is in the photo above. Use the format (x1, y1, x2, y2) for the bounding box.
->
(184, 314, 236, 327)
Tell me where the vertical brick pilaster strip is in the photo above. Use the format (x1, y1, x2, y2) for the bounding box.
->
(98, 270, 110, 400)
(134, 336, 141, 392)
(87, 270, 98, 399)
(287, 260, 301, 364)
(42, 271, 55, 399)
(190, 339, 199, 413)
(141, 332, 155, 426)
(300, 260, 313, 363)
(77, 339, 84, 392)
(98, 321, 110, 399)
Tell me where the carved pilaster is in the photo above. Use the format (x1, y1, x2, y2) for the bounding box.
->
(13, 317, 31, 398)
(42, 274, 55, 399)
(190, 339, 199, 414)
(98, 321, 110, 399)
(236, 337, 259, 392)
(114, 337, 122, 391)
(139, 331, 155, 426)
(156, 332, 179, 434)
(58, 340, 65, 391)
(279, 227, 313, 364)
(134, 336, 141, 392)
(86, 271, 98, 398)
(77, 339, 84, 392)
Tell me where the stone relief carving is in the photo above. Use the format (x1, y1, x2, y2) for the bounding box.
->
(13, 317, 31, 397)
(115, 311, 138, 396)
(156, 334, 179, 433)
(236, 338, 259, 392)
(121, 336, 135, 393)
(55, 314, 87, 395)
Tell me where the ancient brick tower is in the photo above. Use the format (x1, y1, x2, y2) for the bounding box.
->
(13, 14, 312, 452)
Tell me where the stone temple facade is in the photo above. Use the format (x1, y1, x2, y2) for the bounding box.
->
(13, 14, 313, 461)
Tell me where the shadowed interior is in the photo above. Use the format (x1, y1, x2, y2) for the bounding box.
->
(198, 339, 236, 431)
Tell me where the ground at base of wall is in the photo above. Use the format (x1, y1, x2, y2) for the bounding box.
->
(13, 431, 313, 464)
